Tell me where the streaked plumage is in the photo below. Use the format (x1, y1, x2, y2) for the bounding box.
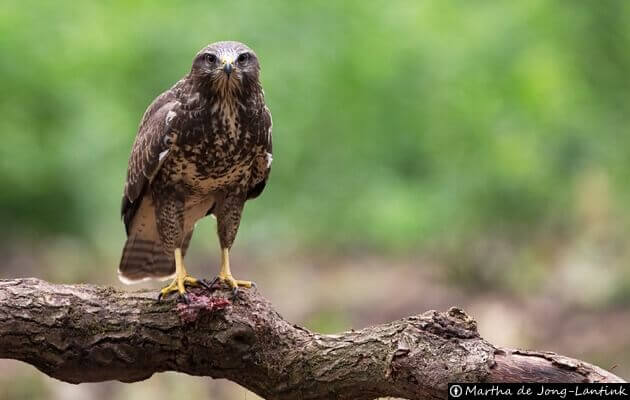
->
(118, 41, 272, 290)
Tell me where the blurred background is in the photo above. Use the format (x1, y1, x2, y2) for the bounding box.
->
(1, 0, 630, 398)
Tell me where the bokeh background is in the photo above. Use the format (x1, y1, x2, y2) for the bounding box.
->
(1, 0, 630, 398)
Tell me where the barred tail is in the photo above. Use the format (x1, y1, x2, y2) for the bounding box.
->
(118, 236, 175, 284)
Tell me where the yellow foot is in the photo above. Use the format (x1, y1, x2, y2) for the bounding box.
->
(210, 248, 255, 297)
(157, 274, 200, 302)
(218, 275, 254, 289)
(157, 247, 201, 303)
(206, 274, 255, 297)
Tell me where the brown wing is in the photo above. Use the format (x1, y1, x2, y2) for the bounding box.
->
(262, 104, 273, 156)
(121, 90, 180, 234)
(246, 104, 273, 200)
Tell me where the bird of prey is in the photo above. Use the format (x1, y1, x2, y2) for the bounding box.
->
(118, 41, 272, 300)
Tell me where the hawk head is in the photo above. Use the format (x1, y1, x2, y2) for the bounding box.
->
(190, 41, 261, 96)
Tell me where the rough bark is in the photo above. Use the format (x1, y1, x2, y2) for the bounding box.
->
(0, 278, 624, 399)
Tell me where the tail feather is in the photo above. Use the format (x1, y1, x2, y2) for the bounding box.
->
(118, 236, 175, 284)
(118, 194, 197, 284)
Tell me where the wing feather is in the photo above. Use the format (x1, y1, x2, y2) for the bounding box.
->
(121, 90, 180, 234)
(246, 104, 273, 200)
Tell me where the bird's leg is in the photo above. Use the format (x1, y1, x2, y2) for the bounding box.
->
(203, 249, 253, 294)
(207, 195, 254, 295)
(211, 248, 253, 294)
(158, 248, 200, 302)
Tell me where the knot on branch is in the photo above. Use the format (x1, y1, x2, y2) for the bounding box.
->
(406, 307, 479, 340)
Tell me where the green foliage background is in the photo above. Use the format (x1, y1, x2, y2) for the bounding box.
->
(2, 1, 630, 294)
(1, 1, 630, 397)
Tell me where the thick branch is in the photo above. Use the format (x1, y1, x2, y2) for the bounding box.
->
(0, 279, 624, 399)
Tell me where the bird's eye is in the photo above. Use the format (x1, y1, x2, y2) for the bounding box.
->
(205, 53, 217, 63)
(237, 53, 250, 63)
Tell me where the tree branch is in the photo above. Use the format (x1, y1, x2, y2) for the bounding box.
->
(0, 278, 624, 399)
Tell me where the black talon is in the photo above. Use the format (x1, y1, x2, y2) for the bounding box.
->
(199, 279, 214, 291)
(207, 277, 221, 290)
(158, 290, 177, 302)
(180, 293, 190, 304)
(231, 286, 240, 299)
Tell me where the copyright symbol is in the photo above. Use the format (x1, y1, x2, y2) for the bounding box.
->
(450, 384, 463, 398)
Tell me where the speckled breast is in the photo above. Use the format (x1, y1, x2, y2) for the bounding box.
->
(163, 139, 265, 200)
(156, 91, 269, 202)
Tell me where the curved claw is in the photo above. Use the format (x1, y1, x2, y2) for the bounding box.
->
(199, 279, 213, 291)
(157, 290, 176, 302)
(157, 273, 200, 302)
(157, 290, 174, 302)
(179, 292, 190, 304)
(202, 277, 220, 291)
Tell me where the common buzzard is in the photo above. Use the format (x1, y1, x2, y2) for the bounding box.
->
(119, 41, 272, 300)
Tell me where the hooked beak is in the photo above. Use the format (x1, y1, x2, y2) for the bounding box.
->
(223, 62, 233, 76)
(221, 56, 234, 77)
